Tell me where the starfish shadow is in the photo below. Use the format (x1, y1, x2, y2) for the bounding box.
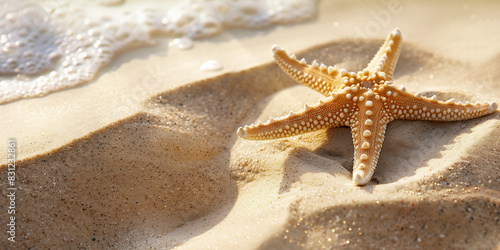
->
(277, 128, 353, 194)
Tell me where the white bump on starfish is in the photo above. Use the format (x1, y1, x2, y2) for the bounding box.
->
(320, 64, 327, 71)
(327, 66, 336, 75)
(363, 130, 372, 137)
(311, 60, 319, 68)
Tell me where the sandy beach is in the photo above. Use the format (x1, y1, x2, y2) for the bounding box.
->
(1, 0, 499, 249)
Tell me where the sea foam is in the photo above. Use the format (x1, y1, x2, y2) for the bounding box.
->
(0, 0, 317, 104)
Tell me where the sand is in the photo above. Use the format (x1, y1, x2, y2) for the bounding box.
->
(1, 0, 500, 249)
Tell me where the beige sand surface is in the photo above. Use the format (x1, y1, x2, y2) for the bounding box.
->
(1, 0, 500, 249)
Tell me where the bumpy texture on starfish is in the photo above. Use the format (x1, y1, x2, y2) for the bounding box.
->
(237, 28, 498, 185)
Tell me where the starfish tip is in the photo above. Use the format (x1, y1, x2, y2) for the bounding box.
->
(271, 44, 281, 53)
(489, 102, 498, 113)
(237, 127, 248, 138)
(352, 171, 371, 186)
(392, 28, 402, 37)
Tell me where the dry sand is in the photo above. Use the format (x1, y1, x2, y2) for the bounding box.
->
(1, 0, 500, 249)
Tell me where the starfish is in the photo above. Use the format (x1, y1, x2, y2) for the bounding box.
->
(237, 28, 498, 185)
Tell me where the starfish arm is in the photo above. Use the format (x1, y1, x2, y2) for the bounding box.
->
(381, 85, 498, 121)
(237, 93, 354, 140)
(363, 28, 402, 81)
(272, 45, 343, 96)
(350, 104, 390, 185)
